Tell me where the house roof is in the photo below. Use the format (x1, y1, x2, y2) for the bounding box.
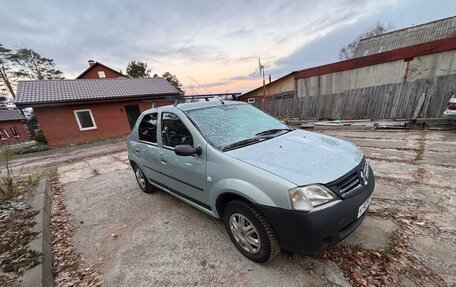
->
(239, 72, 294, 99)
(0, 109, 25, 121)
(16, 77, 180, 106)
(354, 16, 456, 57)
(76, 62, 127, 79)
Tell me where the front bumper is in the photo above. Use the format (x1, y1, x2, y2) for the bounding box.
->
(254, 169, 375, 254)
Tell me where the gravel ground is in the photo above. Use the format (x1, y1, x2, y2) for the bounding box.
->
(11, 129, 456, 286)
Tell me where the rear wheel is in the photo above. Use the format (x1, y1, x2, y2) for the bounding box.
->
(134, 165, 154, 193)
(223, 200, 279, 263)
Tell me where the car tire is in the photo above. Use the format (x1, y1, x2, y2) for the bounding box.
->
(133, 165, 154, 193)
(223, 200, 280, 263)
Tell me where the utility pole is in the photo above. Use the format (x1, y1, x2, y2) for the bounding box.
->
(259, 58, 266, 111)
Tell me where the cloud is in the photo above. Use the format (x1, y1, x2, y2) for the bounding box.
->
(222, 75, 253, 81)
(1, 0, 455, 94)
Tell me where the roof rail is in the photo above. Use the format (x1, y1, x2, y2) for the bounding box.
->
(181, 93, 241, 103)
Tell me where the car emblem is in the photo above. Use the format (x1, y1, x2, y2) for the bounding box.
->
(360, 171, 368, 185)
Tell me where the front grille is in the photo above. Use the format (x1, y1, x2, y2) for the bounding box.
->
(338, 173, 362, 197)
(326, 159, 368, 199)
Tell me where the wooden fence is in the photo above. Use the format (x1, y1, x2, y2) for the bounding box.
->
(254, 74, 456, 120)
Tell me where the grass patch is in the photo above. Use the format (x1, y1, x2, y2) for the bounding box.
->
(14, 145, 50, 155)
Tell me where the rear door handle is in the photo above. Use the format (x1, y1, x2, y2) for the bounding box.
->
(161, 158, 167, 164)
(135, 148, 140, 153)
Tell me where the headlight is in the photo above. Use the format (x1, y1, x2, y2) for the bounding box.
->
(289, 184, 337, 211)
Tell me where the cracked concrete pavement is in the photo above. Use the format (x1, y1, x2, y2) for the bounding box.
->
(12, 129, 455, 286)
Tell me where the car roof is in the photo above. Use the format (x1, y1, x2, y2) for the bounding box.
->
(142, 100, 246, 115)
(177, 100, 245, 111)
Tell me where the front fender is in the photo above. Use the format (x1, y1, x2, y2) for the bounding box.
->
(209, 178, 276, 217)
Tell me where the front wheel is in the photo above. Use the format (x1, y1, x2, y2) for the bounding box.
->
(134, 166, 154, 193)
(223, 200, 280, 263)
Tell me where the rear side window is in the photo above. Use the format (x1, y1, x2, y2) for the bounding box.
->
(138, 113, 158, 143)
(161, 112, 193, 148)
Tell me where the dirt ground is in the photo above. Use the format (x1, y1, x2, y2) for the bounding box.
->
(10, 129, 456, 286)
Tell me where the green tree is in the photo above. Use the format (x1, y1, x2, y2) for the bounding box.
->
(126, 61, 151, 78)
(162, 72, 184, 94)
(0, 43, 16, 97)
(338, 21, 393, 60)
(11, 48, 64, 80)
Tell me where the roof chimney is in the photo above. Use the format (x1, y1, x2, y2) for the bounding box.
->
(88, 60, 96, 67)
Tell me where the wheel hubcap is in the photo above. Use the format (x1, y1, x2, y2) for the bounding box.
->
(135, 169, 146, 189)
(229, 213, 261, 254)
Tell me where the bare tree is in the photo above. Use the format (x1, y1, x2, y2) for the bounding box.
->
(338, 21, 393, 60)
(1, 44, 65, 98)
(162, 72, 184, 94)
(0, 43, 16, 98)
(11, 48, 64, 80)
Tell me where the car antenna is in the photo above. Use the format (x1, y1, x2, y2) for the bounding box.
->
(187, 75, 224, 104)
(215, 96, 225, 105)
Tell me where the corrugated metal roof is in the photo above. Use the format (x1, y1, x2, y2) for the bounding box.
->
(16, 77, 180, 105)
(354, 16, 456, 57)
(0, 109, 25, 121)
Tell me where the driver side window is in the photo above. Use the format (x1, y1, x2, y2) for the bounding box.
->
(161, 112, 193, 148)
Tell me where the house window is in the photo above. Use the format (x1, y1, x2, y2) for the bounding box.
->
(0, 128, 9, 140)
(98, 71, 106, 78)
(247, 98, 255, 104)
(10, 126, 19, 137)
(74, 109, 97, 131)
(138, 113, 158, 143)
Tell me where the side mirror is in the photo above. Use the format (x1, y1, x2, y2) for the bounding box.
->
(174, 145, 202, 156)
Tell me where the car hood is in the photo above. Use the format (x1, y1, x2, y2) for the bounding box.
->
(225, 130, 363, 186)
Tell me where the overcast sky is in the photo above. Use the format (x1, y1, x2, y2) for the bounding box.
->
(1, 0, 455, 94)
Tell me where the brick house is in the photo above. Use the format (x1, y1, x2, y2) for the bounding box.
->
(0, 109, 29, 145)
(15, 77, 180, 146)
(76, 60, 127, 79)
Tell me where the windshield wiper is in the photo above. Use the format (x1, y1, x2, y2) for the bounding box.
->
(255, 128, 293, 137)
(222, 136, 272, 151)
(222, 129, 293, 151)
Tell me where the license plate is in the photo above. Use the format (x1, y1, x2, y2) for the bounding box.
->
(357, 195, 372, 218)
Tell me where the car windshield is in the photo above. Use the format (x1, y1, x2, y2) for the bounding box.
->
(185, 103, 290, 150)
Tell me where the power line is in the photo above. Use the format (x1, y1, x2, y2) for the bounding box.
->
(249, 66, 260, 77)
(174, 0, 226, 57)
(187, 75, 212, 94)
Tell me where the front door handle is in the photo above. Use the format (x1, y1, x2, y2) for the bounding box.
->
(135, 148, 140, 153)
(161, 158, 167, 164)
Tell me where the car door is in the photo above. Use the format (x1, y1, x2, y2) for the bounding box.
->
(135, 112, 162, 180)
(158, 111, 208, 208)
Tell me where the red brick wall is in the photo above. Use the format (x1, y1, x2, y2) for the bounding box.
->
(34, 99, 173, 146)
(78, 64, 124, 79)
(0, 120, 29, 145)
